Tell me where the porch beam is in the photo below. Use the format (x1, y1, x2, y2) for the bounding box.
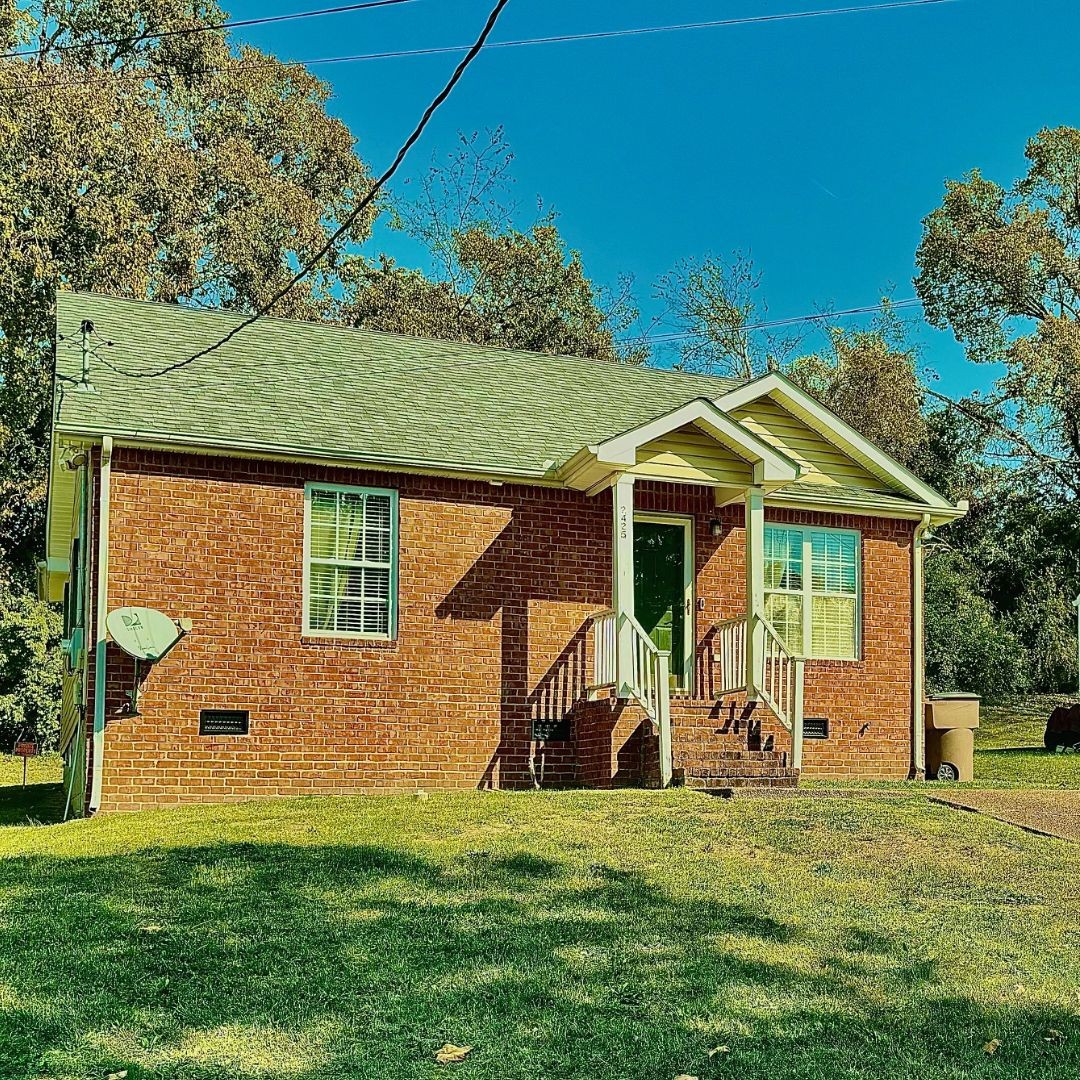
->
(745, 485, 765, 700)
(612, 474, 636, 697)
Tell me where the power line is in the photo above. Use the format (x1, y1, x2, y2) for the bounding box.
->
(98, 0, 513, 381)
(0, 0, 417, 61)
(304, 0, 954, 65)
(1, 0, 956, 92)
(640, 298, 924, 344)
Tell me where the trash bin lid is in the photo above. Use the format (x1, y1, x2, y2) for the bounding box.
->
(927, 692, 981, 701)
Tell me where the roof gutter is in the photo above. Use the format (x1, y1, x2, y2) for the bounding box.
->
(89, 435, 112, 813)
(53, 427, 556, 484)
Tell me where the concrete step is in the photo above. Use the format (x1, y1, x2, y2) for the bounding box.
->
(683, 764, 797, 781)
(683, 772, 799, 791)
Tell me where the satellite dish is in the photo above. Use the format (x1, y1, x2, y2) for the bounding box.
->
(106, 607, 185, 661)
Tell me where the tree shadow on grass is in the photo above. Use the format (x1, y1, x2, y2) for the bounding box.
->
(0, 840, 1075, 1079)
(0, 782, 65, 827)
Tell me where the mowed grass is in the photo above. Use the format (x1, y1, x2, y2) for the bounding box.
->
(0, 752, 64, 826)
(971, 695, 1078, 788)
(0, 787, 1077, 1080)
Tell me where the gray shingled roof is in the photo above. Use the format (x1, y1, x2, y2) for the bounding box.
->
(55, 292, 743, 477)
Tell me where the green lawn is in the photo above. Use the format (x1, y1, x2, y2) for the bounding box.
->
(0, 786, 1077, 1080)
(970, 694, 1078, 789)
(0, 700, 1075, 1078)
(0, 752, 64, 827)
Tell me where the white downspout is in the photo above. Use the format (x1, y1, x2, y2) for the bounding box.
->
(89, 436, 113, 812)
(912, 513, 932, 780)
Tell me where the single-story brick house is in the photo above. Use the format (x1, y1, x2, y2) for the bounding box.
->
(43, 292, 966, 814)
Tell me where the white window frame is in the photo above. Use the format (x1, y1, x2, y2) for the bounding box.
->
(302, 482, 399, 640)
(764, 524, 861, 661)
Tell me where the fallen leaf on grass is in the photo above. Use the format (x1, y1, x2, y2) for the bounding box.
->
(1044, 1029, 1065, 1043)
(673, 1074, 699, 1080)
(106, 1071, 128, 1080)
(983, 1039, 1002, 1055)
(709, 1046, 731, 1057)
(435, 1043, 474, 1064)
(139, 924, 163, 933)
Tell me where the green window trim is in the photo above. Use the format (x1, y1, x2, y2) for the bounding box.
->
(303, 482, 399, 640)
(764, 524, 861, 661)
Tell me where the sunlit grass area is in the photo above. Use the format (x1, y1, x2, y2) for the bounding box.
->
(0, 788, 1077, 1080)
(971, 694, 1077, 789)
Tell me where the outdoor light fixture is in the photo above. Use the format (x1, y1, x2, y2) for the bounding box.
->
(710, 518, 722, 537)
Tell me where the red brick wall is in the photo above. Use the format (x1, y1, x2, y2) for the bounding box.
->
(88, 450, 916, 811)
(690, 503, 917, 780)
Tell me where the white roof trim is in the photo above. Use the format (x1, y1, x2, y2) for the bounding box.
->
(590, 397, 802, 484)
(714, 372, 957, 511)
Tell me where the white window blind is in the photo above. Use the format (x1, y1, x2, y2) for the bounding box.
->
(305, 485, 398, 638)
(764, 525, 859, 659)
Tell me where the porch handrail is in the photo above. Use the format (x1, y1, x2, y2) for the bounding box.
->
(623, 612, 673, 789)
(709, 612, 805, 772)
(588, 608, 617, 691)
(587, 607, 673, 788)
(757, 613, 805, 772)
(711, 616, 748, 696)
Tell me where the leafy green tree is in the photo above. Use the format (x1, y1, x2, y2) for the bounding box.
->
(787, 306, 928, 469)
(653, 251, 800, 377)
(915, 126, 1080, 498)
(0, 576, 62, 747)
(924, 552, 1028, 702)
(916, 128, 1080, 693)
(341, 130, 643, 361)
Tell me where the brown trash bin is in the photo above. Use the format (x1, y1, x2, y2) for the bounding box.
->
(924, 693, 980, 781)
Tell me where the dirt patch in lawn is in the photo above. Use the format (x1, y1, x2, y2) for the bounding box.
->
(930, 788, 1080, 840)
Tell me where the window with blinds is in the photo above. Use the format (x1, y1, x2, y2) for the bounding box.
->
(764, 525, 859, 660)
(304, 484, 398, 638)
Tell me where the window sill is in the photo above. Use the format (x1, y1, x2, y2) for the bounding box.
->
(301, 635, 398, 650)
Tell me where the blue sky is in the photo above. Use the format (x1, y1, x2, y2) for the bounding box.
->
(233, 0, 1080, 396)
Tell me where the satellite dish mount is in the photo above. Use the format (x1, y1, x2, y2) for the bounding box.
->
(105, 607, 191, 715)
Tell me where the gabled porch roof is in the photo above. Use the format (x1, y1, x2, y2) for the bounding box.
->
(714, 371, 959, 514)
(557, 397, 803, 495)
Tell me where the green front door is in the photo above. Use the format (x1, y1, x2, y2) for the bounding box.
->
(634, 520, 687, 689)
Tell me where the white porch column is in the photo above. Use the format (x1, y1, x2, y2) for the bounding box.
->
(745, 485, 765, 700)
(612, 474, 636, 697)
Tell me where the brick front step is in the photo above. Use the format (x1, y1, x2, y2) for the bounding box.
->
(673, 749, 780, 764)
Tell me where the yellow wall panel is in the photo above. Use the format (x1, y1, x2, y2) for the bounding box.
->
(632, 423, 753, 485)
(731, 397, 884, 490)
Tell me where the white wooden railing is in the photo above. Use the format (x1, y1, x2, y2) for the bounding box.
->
(709, 612, 806, 772)
(712, 616, 748, 696)
(589, 608, 617, 692)
(588, 608, 673, 788)
(759, 616, 806, 769)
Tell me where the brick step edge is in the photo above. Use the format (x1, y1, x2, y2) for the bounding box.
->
(673, 749, 783, 763)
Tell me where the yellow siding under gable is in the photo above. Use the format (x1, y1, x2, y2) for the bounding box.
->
(731, 396, 884, 490)
(632, 423, 754, 485)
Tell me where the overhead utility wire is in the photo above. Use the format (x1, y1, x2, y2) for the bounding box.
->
(303, 0, 954, 65)
(0, 0, 956, 91)
(640, 298, 924, 344)
(98, 0, 513, 380)
(0, 0, 417, 60)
